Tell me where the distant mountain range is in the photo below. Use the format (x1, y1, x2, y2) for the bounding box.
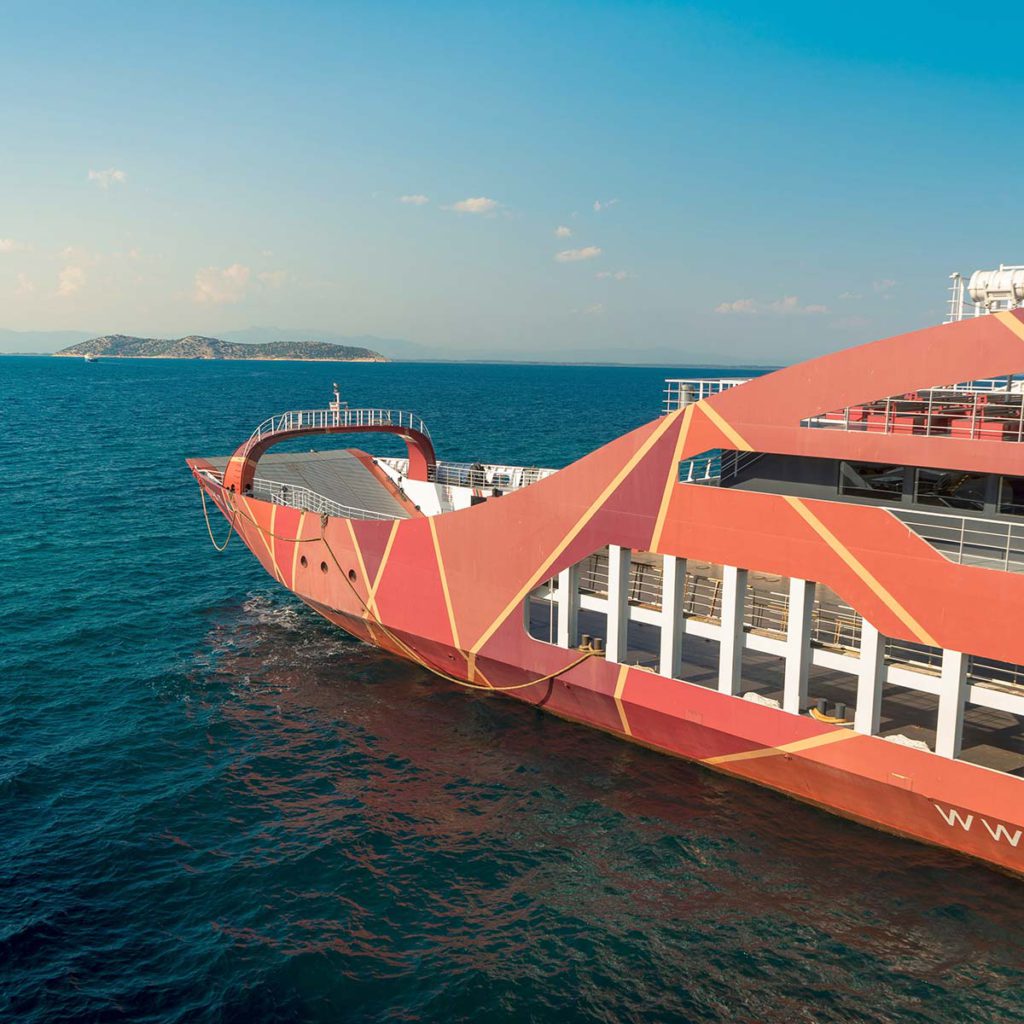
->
(53, 334, 387, 362)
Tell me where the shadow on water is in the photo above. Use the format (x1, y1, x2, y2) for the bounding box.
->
(157, 592, 1024, 1024)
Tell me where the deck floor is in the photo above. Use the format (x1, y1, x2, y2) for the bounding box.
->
(205, 449, 409, 520)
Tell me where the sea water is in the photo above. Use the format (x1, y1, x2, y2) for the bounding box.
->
(2, 356, 1023, 1023)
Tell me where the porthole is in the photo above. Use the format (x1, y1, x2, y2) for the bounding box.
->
(348, 569, 357, 582)
(300, 555, 308, 568)
(320, 561, 329, 573)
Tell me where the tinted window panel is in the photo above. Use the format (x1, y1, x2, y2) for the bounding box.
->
(1000, 476, 1024, 517)
(838, 463, 903, 502)
(915, 469, 986, 511)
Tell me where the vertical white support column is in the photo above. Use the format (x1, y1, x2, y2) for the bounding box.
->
(783, 577, 816, 714)
(556, 564, 579, 649)
(936, 649, 968, 758)
(854, 620, 885, 736)
(718, 566, 747, 695)
(659, 555, 687, 679)
(606, 545, 631, 663)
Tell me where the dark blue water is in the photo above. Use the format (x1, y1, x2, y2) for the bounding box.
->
(2, 356, 1023, 1024)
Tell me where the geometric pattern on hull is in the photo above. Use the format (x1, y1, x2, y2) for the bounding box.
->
(190, 310, 1024, 877)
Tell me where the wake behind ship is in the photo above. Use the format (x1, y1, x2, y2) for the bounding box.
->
(189, 269, 1024, 877)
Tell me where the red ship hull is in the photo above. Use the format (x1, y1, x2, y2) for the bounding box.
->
(190, 310, 1024, 878)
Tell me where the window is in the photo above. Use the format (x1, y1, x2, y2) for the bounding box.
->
(1000, 476, 1024, 517)
(838, 463, 904, 502)
(915, 469, 986, 512)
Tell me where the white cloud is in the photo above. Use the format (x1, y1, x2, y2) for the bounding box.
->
(258, 269, 287, 288)
(399, 194, 430, 205)
(555, 245, 602, 263)
(57, 266, 86, 297)
(14, 272, 34, 296)
(0, 238, 26, 253)
(596, 270, 631, 281)
(593, 198, 620, 212)
(450, 196, 499, 214)
(715, 295, 829, 316)
(873, 278, 897, 293)
(554, 225, 572, 238)
(838, 291, 863, 300)
(584, 303, 605, 315)
(194, 263, 251, 304)
(88, 168, 127, 188)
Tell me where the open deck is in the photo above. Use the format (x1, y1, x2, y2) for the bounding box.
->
(527, 552, 1024, 778)
(203, 449, 412, 521)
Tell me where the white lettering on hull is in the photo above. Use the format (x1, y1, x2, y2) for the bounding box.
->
(934, 804, 1022, 847)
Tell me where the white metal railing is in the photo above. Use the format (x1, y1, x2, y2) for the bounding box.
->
(802, 383, 1024, 442)
(238, 408, 431, 460)
(679, 451, 721, 484)
(538, 556, 1024, 690)
(429, 461, 557, 490)
(251, 477, 401, 521)
(891, 507, 1024, 573)
(374, 456, 552, 491)
(663, 378, 750, 414)
(377, 456, 556, 492)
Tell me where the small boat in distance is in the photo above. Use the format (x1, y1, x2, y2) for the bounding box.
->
(189, 266, 1024, 878)
(83, 353, 99, 362)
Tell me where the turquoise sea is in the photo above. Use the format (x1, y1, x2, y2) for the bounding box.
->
(3, 355, 1023, 1024)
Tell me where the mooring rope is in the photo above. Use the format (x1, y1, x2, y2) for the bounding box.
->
(200, 487, 236, 552)
(198, 480, 596, 692)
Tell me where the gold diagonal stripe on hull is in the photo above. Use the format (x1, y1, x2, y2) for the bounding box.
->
(345, 519, 372, 614)
(241, 496, 284, 584)
(366, 519, 400, 615)
(290, 510, 308, 585)
(613, 663, 632, 736)
(995, 310, 1024, 342)
(649, 405, 694, 553)
(704, 728, 859, 766)
(466, 651, 494, 689)
(469, 410, 684, 656)
(699, 401, 753, 452)
(429, 517, 462, 650)
(784, 496, 939, 647)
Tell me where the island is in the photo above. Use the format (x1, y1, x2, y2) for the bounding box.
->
(54, 334, 388, 362)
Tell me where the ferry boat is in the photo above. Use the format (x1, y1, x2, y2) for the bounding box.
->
(189, 269, 1024, 877)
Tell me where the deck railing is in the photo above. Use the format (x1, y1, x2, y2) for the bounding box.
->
(802, 384, 1024, 442)
(378, 456, 557, 492)
(663, 378, 750, 414)
(891, 507, 1024, 573)
(239, 408, 431, 460)
(550, 552, 1024, 689)
(251, 477, 401, 521)
(428, 461, 557, 490)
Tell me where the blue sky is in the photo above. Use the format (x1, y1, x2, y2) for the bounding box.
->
(1, 1, 1021, 362)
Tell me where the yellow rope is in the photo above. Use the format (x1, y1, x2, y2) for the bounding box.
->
(318, 516, 595, 692)
(200, 487, 236, 552)
(199, 479, 595, 692)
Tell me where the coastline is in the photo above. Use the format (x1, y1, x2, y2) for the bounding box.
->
(49, 353, 388, 363)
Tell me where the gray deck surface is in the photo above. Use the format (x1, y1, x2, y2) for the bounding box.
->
(206, 449, 409, 520)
